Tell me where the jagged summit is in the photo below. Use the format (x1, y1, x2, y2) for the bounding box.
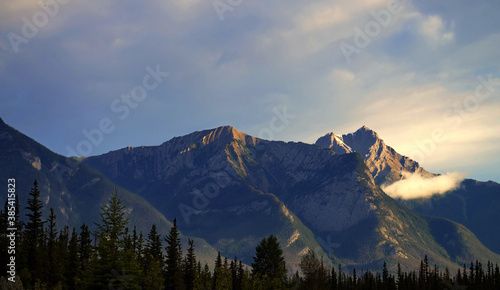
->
(161, 126, 258, 153)
(357, 125, 372, 132)
(315, 132, 352, 154)
(343, 126, 380, 155)
(199, 126, 256, 146)
(316, 126, 433, 185)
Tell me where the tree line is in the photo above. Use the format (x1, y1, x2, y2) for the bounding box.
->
(1, 180, 500, 289)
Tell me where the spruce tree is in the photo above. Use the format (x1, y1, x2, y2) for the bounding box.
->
(146, 224, 163, 263)
(199, 263, 212, 289)
(46, 207, 63, 288)
(251, 234, 286, 287)
(144, 224, 164, 289)
(91, 190, 141, 289)
(299, 249, 328, 289)
(165, 218, 184, 289)
(216, 258, 232, 290)
(67, 228, 79, 289)
(382, 261, 389, 284)
(213, 252, 222, 288)
(78, 224, 92, 272)
(184, 239, 197, 290)
(24, 180, 46, 285)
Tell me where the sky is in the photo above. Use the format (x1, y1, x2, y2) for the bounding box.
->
(0, 0, 499, 182)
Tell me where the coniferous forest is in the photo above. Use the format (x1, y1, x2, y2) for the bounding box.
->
(1, 181, 500, 290)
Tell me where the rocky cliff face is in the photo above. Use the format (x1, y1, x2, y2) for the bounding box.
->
(316, 126, 434, 185)
(85, 126, 500, 272)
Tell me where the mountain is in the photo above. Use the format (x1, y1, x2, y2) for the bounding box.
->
(315, 126, 434, 185)
(316, 126, 500, 255)
(84, 125, 500, 272)
(0, 117, 218, 264)
(84, 126, 332, 272)
(401, 179, 500, 254)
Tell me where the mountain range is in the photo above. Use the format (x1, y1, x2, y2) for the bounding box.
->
(1, 117, 499, 273)
(315, 126, 500, 255)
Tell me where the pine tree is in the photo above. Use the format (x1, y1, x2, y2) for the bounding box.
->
(251, 234, 287, 287)
(397, 262, 402, 288)
(142, 225, 163, 289)
(236, 259, 244, 290)
(463, 263, 468, 285)
(78, 224, 92, 272)
(198, 263, 211, 289)
(143, 230, 165, 290)
(165, 218, 184, 290)
(184, 239, 197, 290)
(382, 261, 389, 284)
(331, 267, 337, 290)
(299, 250, 329, 289)
(46, 207, 63, 287)
(91, 190, 141, 289)
(66, 228, 79, 289)
(24, 180, 46, 285)
(137, 232, 144, 260)
(216, 259, 232, 290)
(145, 224, 163, 264)
(213, 251, 222, 288)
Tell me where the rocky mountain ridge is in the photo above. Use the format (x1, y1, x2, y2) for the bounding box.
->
(85, 125, 500, 271)
(316, 126, 434, 185)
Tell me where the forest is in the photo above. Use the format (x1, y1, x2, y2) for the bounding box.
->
(1, 180, 500, 290)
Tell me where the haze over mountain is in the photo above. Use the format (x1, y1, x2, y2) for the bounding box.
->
(84, 125, 500, 272)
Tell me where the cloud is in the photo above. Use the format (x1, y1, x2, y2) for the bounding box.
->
(0, 0, 499, 182)
(381, 172, 465, 200)
(418, 15, 454, 46)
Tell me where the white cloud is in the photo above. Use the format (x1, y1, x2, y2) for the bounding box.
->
(295, 6, 350, 34)
(418, 15, 454, 46)
(0, 0, 499, 182)
(329, 69, 356, 83)
(381, 172, 465, 199)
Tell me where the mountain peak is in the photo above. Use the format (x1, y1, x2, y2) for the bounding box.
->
(201, 125, 254, 145)
(354, 125, 378, 137)
(167, 125, 258, 151)
(315, 132, 352, 154)
(316, 126, 433, 185)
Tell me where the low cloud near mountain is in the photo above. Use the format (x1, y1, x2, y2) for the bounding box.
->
(382, 172, 465, 199)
